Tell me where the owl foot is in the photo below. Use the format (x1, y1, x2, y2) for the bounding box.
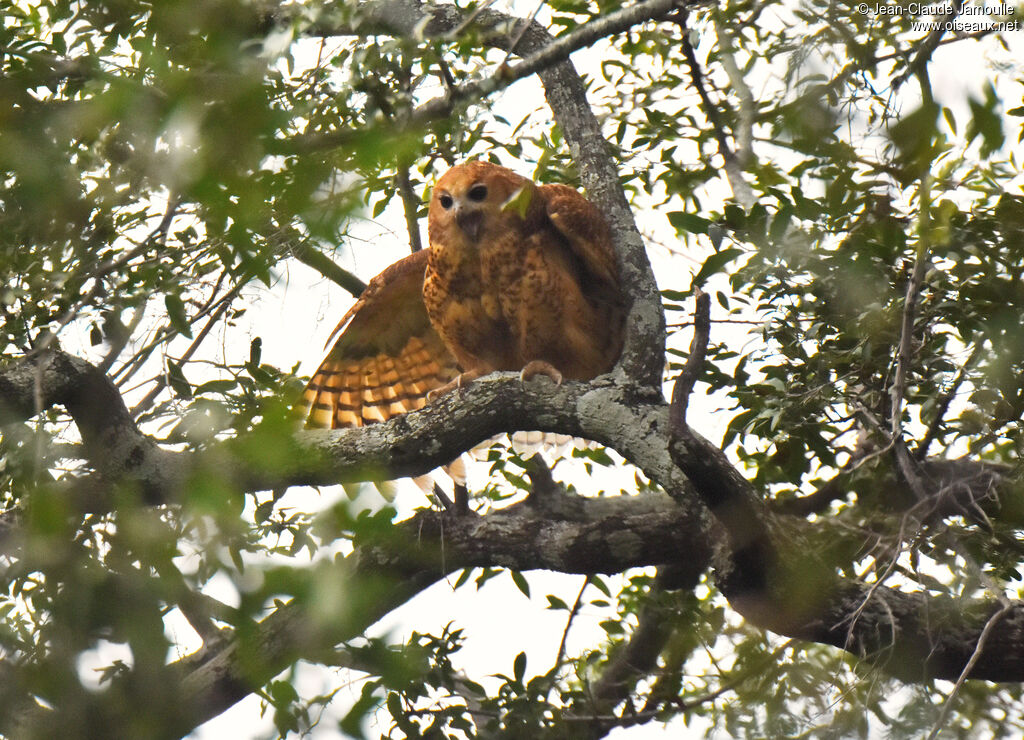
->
(520, 360, 563, 386)
(427, 369, 486, 402)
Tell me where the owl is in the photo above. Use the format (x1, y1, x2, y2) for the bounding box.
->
(302, 160, 623, 431)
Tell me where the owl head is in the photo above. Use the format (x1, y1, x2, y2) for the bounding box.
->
(429, 161, 537, 245)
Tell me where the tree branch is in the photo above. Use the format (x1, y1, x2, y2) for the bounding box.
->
(585, 566, 702, 724)
(889, 176, 932, 499)
(289, 242, 368, 297)
(676, 17, 755, 210)
(0, 351, 177, 492)
(282, 0, 678, 155)
(395, 161, 424, 253)
(161, 491, 708, 734)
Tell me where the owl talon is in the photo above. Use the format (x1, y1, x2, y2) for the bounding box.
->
(426, 382, 455, 403)
(427, 369, 485, 402)
(520, 360, 563, 386)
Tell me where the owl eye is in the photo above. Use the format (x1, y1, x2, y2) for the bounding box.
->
(439, 194, 453, 210)
(467, 184, 488, 202)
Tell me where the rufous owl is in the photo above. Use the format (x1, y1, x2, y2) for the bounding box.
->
(303, 160, 623, 430)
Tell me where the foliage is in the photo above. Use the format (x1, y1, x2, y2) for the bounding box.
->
(2, 0, 1024, 738)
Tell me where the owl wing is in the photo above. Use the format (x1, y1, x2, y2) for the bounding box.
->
(302, 250, 460, 429)
(538, 183, 620, 291)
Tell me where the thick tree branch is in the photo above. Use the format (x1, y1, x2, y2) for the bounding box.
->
(153, 491, 707, 734)
(665, 425, 1024, 684)
(662, 292, 1024, 697)
(0, 351, 178, 494)
(57, 477, 1024, 737)
(669, 290, 710, 429)
(0, 359, 678, 519)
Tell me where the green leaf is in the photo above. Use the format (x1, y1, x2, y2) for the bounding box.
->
(268, 679, 299, 705)
(254, 500, 274, 522)
(229, 544, 244, 573)
(546, 594, 569, 610)
(194, 379, 237, 395)
(888, 101, 939, 180)
(249, 337, 262, 366)
(599, 618, 624, 635)
(166, 360, 192, 399)
(386, 691, 403, 720)
(590, 575, 611, 597)
(662, 288, 690, 301)
(510, 570, 531, 598)
(942, 106, 957, 134)
(475, 567, 501, 589)
(341, 682, 380, 738)
(164, 294, 193, 338)
(692, 248, 743, 287)
(513, 651, 527, 683)
(668, 211, 711, 235)
(502, 185, 533, 219)
(966, 81, 1005, 158)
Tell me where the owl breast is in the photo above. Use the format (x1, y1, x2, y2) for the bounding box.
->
(423, 243, 517, 374)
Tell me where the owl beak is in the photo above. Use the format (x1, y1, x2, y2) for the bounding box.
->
(456, 209, 484, 242)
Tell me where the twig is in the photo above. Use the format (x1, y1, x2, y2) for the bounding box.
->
(96, 303, 148, 375)
(643, 640, 795, 716)
(552, 576, 590, 673)
(915, 344, 981, 460)
(453, 482, 469, 515)
(435, 54, 457, 93)
(893, 0, 967, 91)
(841, 514, 912, 653)
(447, 0, 498, 39)
(589, 566, 702, 717)
(431, 482, 456, 511)
(290, 242, 368, 297)
(889, 175, 932, 499)
(525, 454, 559, 502)
(711, 16, 755, 167)
(667, 317, 768, 327)
(675, 13, 754, 209)
(395, 161, 424, 252)
(26, 241, 156, 359)
(669, 290, 711, 430)
(925, 602, 1013, 740)
(499, 0, 547, 69)
(775, 438, 894, 517)
(130, 284, 243, 418)
(112, 269, 230, 387)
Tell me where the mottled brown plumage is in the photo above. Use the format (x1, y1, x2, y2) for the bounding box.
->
(302, 160, 623, 430)
(424, 160, 623, 391)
